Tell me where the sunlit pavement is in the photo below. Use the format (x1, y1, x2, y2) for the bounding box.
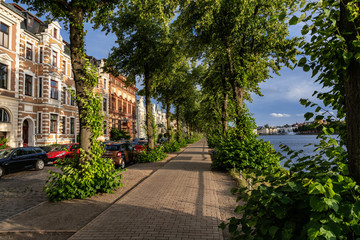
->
(70, 138, 226, 240)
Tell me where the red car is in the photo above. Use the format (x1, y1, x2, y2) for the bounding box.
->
(134, 140, 148, 153)
(47, 143, 80, 164)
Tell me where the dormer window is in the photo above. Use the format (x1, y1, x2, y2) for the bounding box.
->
(27, 16, 33, 27)
(53, 28, 57, 39)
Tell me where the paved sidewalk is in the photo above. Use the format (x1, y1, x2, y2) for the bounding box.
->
(70, 138, 225, 240)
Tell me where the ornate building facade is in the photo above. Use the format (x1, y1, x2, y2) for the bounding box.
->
(107, 64, 137, 139)
(0, 2, 137, 147)
(0, 2, 79, 147)
(136, 97, 167, 139)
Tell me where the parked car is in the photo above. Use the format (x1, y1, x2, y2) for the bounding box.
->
(132, 138, 146, 147)
(47, 143, 80, 164)
(159, 137, 168, 144)
(134, 140, 148, 153)
(102, 142, 136, 168)
(39, 145, 57, 153)
(0, 147, 49, 178)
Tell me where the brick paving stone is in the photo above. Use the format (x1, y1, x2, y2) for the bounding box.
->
(70, 139, 226, 240)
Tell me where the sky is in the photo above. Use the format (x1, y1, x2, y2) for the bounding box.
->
(20, 2, 325, 128)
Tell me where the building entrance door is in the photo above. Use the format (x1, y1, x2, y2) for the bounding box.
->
(22, 119, 29, 147)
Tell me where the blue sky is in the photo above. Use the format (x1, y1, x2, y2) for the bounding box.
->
(21, 2, 324, 128)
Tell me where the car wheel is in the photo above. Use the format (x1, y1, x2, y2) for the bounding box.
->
(0, 166, 4, 178)
(121, 159, 125, 169)
(35, 159, 45, 170)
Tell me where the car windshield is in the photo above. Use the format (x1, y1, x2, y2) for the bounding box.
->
(0, 149, 13, 158)
(51, 145, 70, 152)
(137, 141, 148, 145)
(105, 145, 122, 151)
(39, 146, 55, 153)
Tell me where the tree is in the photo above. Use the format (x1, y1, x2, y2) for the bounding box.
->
(16, 0, 123, 201)
(104, 0, 177, 149)
(298, 0, 360, 183)
(177, 0, 299, 128)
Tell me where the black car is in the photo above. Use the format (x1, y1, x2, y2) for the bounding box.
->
(0, 147, 49, 178)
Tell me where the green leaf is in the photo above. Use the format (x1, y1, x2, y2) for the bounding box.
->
(298, 57, 307, 66)
(303, 64, 311, 72)
(298, 13, 306, 22)
(269, 226, 279, 238)
(304, 112, 314, 121)
(289, 16, 299, 25)
(310, 196, 328, 212)
(279, 12, 286, 21)
(324, 198, 339, 212)
(319, 225, 336, 240)
(308, 226, 320, 240)
(308, 182, 326, 194)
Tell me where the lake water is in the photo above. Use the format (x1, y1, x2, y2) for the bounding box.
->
(259, 134, 320, 155)
(259, 134, 326, 167)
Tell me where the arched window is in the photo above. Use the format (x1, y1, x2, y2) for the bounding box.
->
(0, 108, 10, 122)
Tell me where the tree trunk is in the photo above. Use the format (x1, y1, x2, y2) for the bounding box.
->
(340, 0, 360, 184)
(166, 103, 172, 141)
(69, 8, 92, 154)
(225, 39, 245, 126)
(144, 67, 155, 149)
(175, 104, 181, 141)
(221, 72, 229, 133)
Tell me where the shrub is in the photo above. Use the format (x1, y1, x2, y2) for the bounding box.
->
(162, 141, 181, 153)
(222, 134, 360, 239)
(45, 141, 124, 202)
(210, 127, 280, 173)
(0, 138, 9, 150)
(136, 146, 167, 163)
(110, 128, 130, 141)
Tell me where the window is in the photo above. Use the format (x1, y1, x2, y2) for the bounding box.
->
(62, 117, 66, 134)
(52, 51, 57, 67)
(50, 114, 57, 133)
(0, 108, 9, 122)
(70, 118, 75, 134)
(63, 60, 66, 75)
(0, 23, 9, 48)
(70, 94, 76, 106)
(38, 77, 42, 97)
(51, 80, 58, 99)
(26, 42, 32, 61)
(25, 75, 32, 96)
(39, 47, 43, 63)
(103, 78, 107, 89)
(27, 16, 33, 27)
(123, 102, 127, 113)
(37, 113, 41, 133)
(118, 120, 122, 130)
(0, 63, 7, 89)
(112, 96, 116, 110)
(53, 28, 57, 39)
(62, 87, 66, 104)
(103, 98, 107, 112)
(118, 100, 121, 111)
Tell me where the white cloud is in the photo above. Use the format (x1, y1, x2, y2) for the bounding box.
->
(270, 113, 291, 118)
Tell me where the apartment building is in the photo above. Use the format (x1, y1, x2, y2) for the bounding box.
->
(0, 2, 79, 147)
(106, 64, 137, 139)
(0, 2, 137, 147)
